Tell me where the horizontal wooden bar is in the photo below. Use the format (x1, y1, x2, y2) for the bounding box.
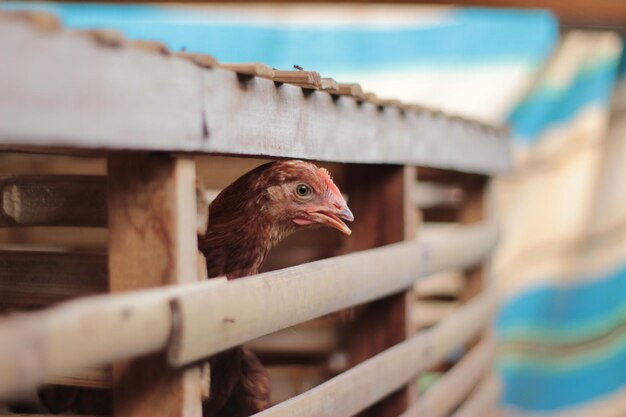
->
(413, 182, 465, 209)
(0, 175, 106, 227)
(0, 17, 510, 174)
(414, 271, 466, 298)
(253, 291, 496, 417)
(450, 373, 501, 417)
(412, 300, 459, 330)
(168, 222, 497, 365)
(399, 337, 496, 417)
(0, 175, 215, 232)
(0, 250, 107, 306)
(0, 223, 495, 400)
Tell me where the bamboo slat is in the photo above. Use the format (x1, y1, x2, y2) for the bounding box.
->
(0, 223, 495, 400)
(399, 337, 497, 417)
(252, 291, 496, 417)
(450, 373, 502, 417)
(168, 222, 498, 365)
(0, 176, 106, 227)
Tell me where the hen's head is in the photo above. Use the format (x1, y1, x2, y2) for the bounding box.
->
(259, 160, 354, 236)
(210, 160, 353, 239)
(203, 160, 353, 278)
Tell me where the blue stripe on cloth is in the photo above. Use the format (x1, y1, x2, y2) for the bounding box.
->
(2, 3, 557, 73)
(496, 261, 626, 333)
(508, 57, 621, 143)
(496, 262, 626, 411)
(499, 341, 626, 411)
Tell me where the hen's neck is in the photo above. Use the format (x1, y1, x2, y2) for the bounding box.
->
(200, 201, 295, 280)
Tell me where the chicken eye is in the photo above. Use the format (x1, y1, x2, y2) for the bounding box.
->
(295, 183, 312, 199)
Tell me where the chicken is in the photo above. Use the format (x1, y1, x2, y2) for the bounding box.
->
(199, 160, 353, 417)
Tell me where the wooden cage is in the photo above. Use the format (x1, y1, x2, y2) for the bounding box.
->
(0, 12, 510, 417)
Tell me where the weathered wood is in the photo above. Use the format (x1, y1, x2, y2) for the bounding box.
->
(399, 337, 496, 417)
(0, 175, 106, 227)
(328, 83, 364, 98)
(414, 271, 466, 298)
(0, 250, 107, 306)
(413, 182, 464, 209)
(172, 52, 219, 69)
(412, 300, 459, 330)
(169, 222, 496, 366)
(248, 319, 338, 354)
(340, 165, 416, 417)
(74, 29, 126, 47)
(107, 153, 201, 417)
(252, 291, 496, 417)
(0, 284, 177, 400)
(0, 224, 495, 400)
(450, 373, 501, 417)
(0, 18, 510, 174)
(220, 62, 275, 78)
(320, 78, 339, 91)
(271, 70, 322, 88)
(42, 365, 329, 407)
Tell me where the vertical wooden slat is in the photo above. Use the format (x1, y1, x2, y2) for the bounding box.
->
(107, 153, 202, 417)
(342, 165, 418, 417)
(458, 175, 488, 304)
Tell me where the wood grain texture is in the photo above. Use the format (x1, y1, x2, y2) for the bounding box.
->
(0, 175, 106, 227)
(0, 250, 107, 307)
(341, 165, 416, 417)
(252, 291, 496, 417)
(0, 18, 510, 175)
(107, 153, 202, 417)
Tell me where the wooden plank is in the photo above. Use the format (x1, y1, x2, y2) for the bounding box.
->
(340, 165, 416, 417)
(451, 373, 501, 417)
(106, 153, 201, 417)
(168, 221, 497, 366)
(0, 250, 107, 306)
(399, 337, 496, 417)
(252, 291, 496, 417)
(0, 175, 106, 227)
(0, 18, 510, 175)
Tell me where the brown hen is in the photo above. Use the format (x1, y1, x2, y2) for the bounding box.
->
(199, 160, 353, 417)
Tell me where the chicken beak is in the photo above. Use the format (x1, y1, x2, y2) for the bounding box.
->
(309, 206, 354, 236)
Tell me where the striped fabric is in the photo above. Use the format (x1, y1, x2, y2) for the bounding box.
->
(494, 32, 626, 415)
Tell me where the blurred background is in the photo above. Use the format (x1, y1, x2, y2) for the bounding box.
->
(2, 1, 625, 415)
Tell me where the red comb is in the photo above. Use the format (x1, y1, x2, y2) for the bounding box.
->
(317, 168, 342, 197)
